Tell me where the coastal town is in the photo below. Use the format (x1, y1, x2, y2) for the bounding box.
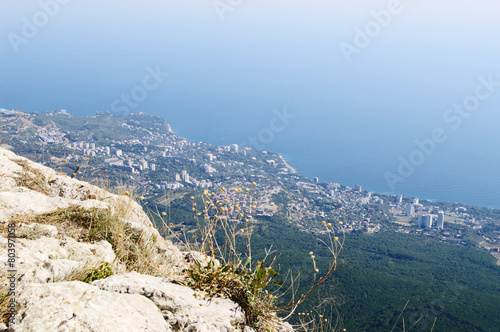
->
(1, 109, 499, 263)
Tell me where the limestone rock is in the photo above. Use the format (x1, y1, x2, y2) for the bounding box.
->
(14, 281, 171, 331)
(0, 147, 295, 331)
(92, 272, 245, 331)
(0, 235, 116, 286)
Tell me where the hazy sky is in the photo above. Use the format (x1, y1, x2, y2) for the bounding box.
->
(1, 0, 500, 205)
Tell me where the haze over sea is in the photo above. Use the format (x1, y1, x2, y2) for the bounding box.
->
(1, 1, 499, 208)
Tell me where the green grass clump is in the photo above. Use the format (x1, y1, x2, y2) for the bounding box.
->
(82, 262, 114, 283)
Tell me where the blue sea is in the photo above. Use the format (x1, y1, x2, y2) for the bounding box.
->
(1, 1, 499, 209)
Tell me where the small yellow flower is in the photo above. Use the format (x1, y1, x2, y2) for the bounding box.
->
(124, 191, 129, 196)
(327, 223, 332, 228)
(339, 221, 343, 225)
(246, 188, 250, 192)
(311, 255, 315, 259)
(252, 182, 256, 186)
(162, 212, 166, 216)
(139, 196, 144, 200)
(118, 233, 123, 238)
(309, 251, 313, 255)
(190, 196, 194, 200)
(104, 170, 107, 173)
(334, 237, 339, 242)
(321, 221, 326, 225)
(314, 268, 319, 273)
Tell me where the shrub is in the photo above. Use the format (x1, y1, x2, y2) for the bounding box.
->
(169, 186, 344, 330)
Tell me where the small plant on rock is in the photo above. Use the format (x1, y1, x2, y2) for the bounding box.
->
(181, 185, 344, 330)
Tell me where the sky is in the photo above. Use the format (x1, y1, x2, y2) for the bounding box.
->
(1, 0, 500, 206)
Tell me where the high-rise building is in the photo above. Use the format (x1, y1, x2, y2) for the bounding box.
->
(406, 204, 415, 217)
(151, 164, 156, 171)
(181, 170, 190, 182)
(397, 195, 403, 204)
(354, 185, 362, 192)
(437, 211, 445, 229)
(231, 144, 239, 153)
(413, 198, 419, 204)
(314, 177, 319, 184)
(116, 149, 122, 157)
(423, 215, 433, 228)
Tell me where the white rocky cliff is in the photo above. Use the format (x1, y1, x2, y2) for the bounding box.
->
(0, 147, 292, 332)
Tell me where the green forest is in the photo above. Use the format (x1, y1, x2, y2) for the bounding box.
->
(157, 198, 500, 331)
(251, 216, 500, 331)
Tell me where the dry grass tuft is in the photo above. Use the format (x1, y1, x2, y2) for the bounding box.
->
(62, 262, 114, 284)
(12, 159, 51, 195)
(0, 280, 10, 325)
(7, 204, 165, 276)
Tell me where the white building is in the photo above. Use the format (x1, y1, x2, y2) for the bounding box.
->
(419, 214, 433, 228)
(267, 160, 276, 168)
(181, 170, 190, 182)
(200, 164, 216, 173)
(406, 204, 415, 217)
(436, 211, 445, 229)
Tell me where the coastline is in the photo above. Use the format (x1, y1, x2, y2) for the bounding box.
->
(279, 154, 297, 174)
